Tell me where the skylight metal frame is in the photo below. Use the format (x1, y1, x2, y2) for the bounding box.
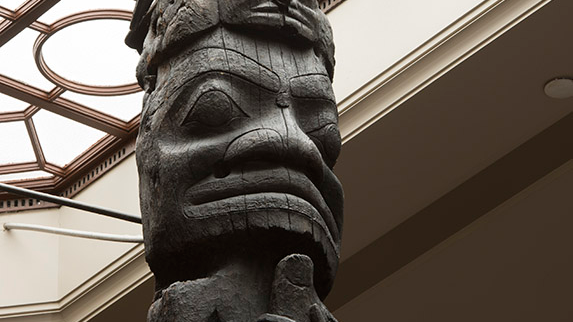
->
(0, 0, 140, 205)
(33, 9, 140, 96)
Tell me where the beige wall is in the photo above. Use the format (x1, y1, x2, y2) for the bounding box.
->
(0, 154, 141, 310)
(57, 154, 141, 297)
(329, 0, 482, 100)
(0, 208, 60, 307)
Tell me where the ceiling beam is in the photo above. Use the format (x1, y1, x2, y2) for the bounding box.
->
(0, 0, 59, 46)
(0, 110, 25, 122)
(24, 117, 46, 169)
(43, 162, 64, 177)
(0, 5, 15, 19)
(0, 5, 50, 33)
(0, 162, 38, 175)
(326, 112, 573, 311)
(0, 75, 129, 137)
(53, 135, 132, 191)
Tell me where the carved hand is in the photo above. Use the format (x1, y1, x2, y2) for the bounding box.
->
(257, 255, 339, 322)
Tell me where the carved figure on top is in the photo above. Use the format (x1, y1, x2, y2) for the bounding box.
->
(126, 0, 335, 83)
(126, 1, 343, 322)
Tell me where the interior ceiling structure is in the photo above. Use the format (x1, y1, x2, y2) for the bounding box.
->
(0, 0, 142, 202)
(0, 0, 345, 205)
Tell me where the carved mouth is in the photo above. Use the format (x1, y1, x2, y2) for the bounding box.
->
(183, 163, 340, 244)
(286, 7, 312, 29)
(251, 1, 281, 13)
(249, 1, 313, 31)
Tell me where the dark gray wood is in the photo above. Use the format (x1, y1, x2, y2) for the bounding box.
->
(127, 1, 342, 321)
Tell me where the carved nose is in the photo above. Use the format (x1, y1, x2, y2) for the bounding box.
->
(224, 128, 285, 164)
(223, 110, 324, 183)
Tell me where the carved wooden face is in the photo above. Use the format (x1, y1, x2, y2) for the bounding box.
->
(137, 28, 342, 295)
(218, 0, 322, 42)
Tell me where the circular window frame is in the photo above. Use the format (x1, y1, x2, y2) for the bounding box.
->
(33, 10, 140, 96)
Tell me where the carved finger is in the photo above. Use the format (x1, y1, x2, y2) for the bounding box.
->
(309, 304, 327, 322)
(257, 313, 297, 322)
(268, 254, 318, 322)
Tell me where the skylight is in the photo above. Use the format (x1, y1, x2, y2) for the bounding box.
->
(0, 170, 53, 183)
(0, 28, 55, 90)
(0, 92, 28, 113)
(41, 19, 138, 87)
(33, 109, 106, 167)
(0, 121, 36, 164)
(61, 91, 143, 122)
(1, 0, 23, 11)
(37, 0, 135, 25)
(0, 0, 142, 188)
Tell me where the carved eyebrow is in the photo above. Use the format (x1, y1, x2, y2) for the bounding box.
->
(172, 74, 259, 126)
(289, 74, 334, 101)
(185, 47, 281, 93)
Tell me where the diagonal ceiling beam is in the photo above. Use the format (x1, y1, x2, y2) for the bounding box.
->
(44, 162, 64, 177)
(0, 6, 15, 19)
(0, 74, 129, 137)
(326, 112, 573, 311)
(0, 5, 50, 33)
(0, 0, 59, 46)
(0, 110, 25, 122)
(24, 117, 46, 169)
(0, 162, 38, 175)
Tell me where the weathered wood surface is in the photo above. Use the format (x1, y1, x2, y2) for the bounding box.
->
(127, 1, 342, 321)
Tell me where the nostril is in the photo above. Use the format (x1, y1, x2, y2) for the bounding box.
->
(213, 160, 231, 178)
(275, 94, 290, 108)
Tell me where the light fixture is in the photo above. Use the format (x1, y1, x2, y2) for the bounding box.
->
(544, 78, 573, 99)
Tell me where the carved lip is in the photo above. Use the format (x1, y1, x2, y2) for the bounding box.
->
(251, 1, 281, 13)
(285, 7, 312, 29)
(183, 164, 340, 243)
(249, 2, 313, 30)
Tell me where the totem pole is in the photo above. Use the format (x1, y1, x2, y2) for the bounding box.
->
(126, 1, 343, 321)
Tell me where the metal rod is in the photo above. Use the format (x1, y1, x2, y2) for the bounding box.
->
(0, 182, 141, 224)
(3, 222, 143, 243)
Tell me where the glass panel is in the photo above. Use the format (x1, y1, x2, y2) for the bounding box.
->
(0, 121, 36, 165)
(0, 170, 53, 183)
(0, 28, 54, 90)
(0, 93, 29, 113)
(38, 0, 135, 24)
(61, 91, 143, 122)
(1, 0, 24, 11)
(33, 109, 106, 167)
(42, 19, 139, 87)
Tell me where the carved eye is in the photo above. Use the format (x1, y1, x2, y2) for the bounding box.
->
(182, 90, 246, 128)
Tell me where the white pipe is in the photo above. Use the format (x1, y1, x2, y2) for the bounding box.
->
(3, 223, 143, 243)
